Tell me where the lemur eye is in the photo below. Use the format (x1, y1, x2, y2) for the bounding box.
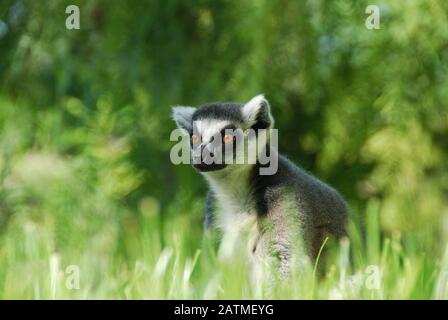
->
(191, 134, 199, 144)
(223, 134, 233, 144)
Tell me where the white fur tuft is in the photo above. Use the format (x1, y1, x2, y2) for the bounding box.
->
(241, 94, 274, 128)
(242, 94, 265, 122)
(172, 106, 196, 132)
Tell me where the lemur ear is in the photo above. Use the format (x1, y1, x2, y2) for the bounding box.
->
(242, 94, 274, 129)
(172, 106, 196, 133)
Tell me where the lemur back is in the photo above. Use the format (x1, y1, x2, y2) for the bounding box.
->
(205, 154, 347, 259)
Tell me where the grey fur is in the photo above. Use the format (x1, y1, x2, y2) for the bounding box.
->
(172, 95, 348, 277)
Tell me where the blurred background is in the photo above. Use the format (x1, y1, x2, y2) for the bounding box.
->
(0, 0, 447, 299)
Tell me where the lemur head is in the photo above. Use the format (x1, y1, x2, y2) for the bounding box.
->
(172, 94, 274, 173)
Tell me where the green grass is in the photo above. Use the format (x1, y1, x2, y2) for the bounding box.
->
(0, 98, 446, 299)
(0, 194, 445, 299)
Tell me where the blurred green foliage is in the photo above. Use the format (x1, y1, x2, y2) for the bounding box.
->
(0, 0, 447, 298)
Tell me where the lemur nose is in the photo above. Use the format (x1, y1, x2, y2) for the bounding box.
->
(201, 144, 214, 158)
(193, 144, 211, 160)
(195, 143, 216, 163)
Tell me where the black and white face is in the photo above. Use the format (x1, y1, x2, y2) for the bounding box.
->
(189, 118, 243, 172)
(172, 94, 274, 173)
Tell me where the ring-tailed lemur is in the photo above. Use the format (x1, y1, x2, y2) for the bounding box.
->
(172, 94, 348, 277)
